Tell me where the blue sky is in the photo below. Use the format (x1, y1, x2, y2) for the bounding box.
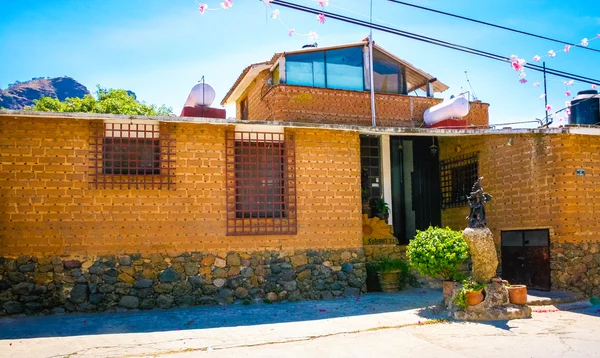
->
(1, 0, 599, 126)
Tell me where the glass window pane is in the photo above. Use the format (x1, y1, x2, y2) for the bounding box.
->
(372, 51, 405, 94)
(326, 47, 364, 90)
(286, 52, 325, 87)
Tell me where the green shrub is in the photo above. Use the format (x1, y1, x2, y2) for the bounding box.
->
(406, 226, 469, 281)
(374, 257, 409, 273)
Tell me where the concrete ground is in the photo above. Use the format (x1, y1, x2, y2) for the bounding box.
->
(0, 288, 599, 358)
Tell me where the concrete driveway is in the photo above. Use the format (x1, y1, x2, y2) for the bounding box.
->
(0, 288, 598, 357)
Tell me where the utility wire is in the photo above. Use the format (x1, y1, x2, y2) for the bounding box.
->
(387, 0, 600, 54)
(271, 0, 600, 85)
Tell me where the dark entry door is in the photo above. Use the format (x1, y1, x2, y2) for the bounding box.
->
(501, 229, 551, 290)
(390, 136, 441, 244)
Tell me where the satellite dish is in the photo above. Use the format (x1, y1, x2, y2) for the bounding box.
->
(184, 82, 216, 107)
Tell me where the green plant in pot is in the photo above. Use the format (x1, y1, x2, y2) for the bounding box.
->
(406, 226, 470, 303)
(370, 197, 390, 223)
(375, 258, 409, 293)
(453, 279, 486, 310)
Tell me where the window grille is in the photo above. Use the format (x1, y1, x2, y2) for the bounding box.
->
(90, 121, 175, 189)
(225, 131, 297, 235)
(440, 153, 478, 208)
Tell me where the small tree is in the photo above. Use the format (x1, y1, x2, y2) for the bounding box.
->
(407, 226, 469, 281)
(32, 86, 172, 116)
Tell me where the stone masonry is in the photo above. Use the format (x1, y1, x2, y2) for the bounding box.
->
(551, 242, 600, 297)
(0, 249, 366, 316)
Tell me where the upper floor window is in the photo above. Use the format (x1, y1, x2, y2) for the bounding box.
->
(373, 50, 407, 95)
(285, 47, 364, 91)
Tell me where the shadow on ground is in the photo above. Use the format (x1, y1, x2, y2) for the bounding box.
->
(0, 288, 444, 340)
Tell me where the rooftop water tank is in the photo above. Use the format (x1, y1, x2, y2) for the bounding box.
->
(568, 90, 600, 125)
(184, 82, 216, 108)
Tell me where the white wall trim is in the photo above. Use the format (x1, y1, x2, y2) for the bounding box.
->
(381, 135, 393, 225)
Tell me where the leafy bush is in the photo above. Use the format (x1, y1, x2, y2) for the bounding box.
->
(374, 257, 408, 273)
(406, 226, 469, 281)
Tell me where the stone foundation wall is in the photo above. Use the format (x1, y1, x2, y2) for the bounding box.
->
(551, 242, 600, 297)
(0, 249, 366, 316)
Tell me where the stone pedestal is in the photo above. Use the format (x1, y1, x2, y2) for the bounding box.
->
(462, 228, 498, 283)
(447, 282, 531, 321)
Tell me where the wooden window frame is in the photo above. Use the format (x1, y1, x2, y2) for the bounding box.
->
(90, 121, 175, 189)
(225, 131, 297, 235)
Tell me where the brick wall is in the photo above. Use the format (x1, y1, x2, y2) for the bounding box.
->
(0, 115, 362, 258)
(439, 133, 600, 295)
(236, 71, 489, 128)
(440, 133, 600, 245)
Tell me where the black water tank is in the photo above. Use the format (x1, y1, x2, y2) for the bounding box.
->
(569, 90, 600, 125)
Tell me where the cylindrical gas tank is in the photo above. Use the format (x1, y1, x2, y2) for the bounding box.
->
(569, 90, 600, 125)
(424, 96, 470, 127)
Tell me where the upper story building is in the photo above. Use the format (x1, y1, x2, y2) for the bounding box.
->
(221, 39, 489, 128)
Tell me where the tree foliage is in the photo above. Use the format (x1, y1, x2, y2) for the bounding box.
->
(31, 86, 172, 116)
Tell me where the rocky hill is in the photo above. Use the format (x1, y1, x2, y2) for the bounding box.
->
(0, 77, 90, 110)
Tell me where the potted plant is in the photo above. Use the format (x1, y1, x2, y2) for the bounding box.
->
(506, 282, 528, 305)
(454, 279, 486, 310)
(370, 197, 390, 223)
(406, 226, 470, 303)
(374, 257, 409, 293)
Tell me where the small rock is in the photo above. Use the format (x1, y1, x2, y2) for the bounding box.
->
(140, 298, 156, 310)
(270, 264, 282, 274)
(201, 255, 215, 267)
(119, 256, 132, 266)
(235, 287, 248, 299)
(3, 301, 23, 315)
(241, 267, 253, 278)
(18, 263, 35, 273)
(81, 261, 93, 270)
(154, 283, 173, 293)
(52, 307, 66, 315)
(16, 256, 31, 265)
(12, 282, 34, 295)
(283, 281, 297, 291)
(148, 253, 164, 264)
(297, 270, 311, 281)
(188, 276, 204, 288)
(343, 287, 360, 297)
(119, 296, 139, 309)
(63, 260, 82, 270)
(341, 263, 354, 273)
(118, 273, 135, 284)
(215, 288, 234, 304)
(70, 284, 89, 303)
(213, 278, 226, 288)
(89, 266, 104, 275)
(184, 263, 197, 276)
(266, 292, 278, 302)
(136, 287, 154, 298)
(0, 280, 12, 291)
(157, 294, 174, 309)
(227, 253, 241, 267)
(134, 279, 153, 289)
(7, 272, 25, 284)
(214, 258, 226, 268)
(159, 268, 181, 283)
(89, 293, 104, 304)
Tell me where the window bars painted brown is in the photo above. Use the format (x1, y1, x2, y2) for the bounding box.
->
(225, 131, 297, 235)
(90, 121, 175, 189)
(440, 153, 478, 208)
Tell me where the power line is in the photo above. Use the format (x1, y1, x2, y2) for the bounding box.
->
(270, 0, 600, 85)
(387, 0, 600, 54)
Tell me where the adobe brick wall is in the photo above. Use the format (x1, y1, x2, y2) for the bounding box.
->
(0, 116, 362, 258)
(439, 133, 600, 295)
(236, 71, 489, 128)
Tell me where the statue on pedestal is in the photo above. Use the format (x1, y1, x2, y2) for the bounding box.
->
(467, 177, 492, 229)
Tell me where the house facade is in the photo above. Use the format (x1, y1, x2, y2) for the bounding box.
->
(1, 40, 599, 315)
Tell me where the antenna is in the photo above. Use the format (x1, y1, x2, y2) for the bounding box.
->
(464, 71, 478, 101)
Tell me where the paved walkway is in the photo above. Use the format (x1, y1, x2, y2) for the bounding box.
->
(0, 288, 598, 357)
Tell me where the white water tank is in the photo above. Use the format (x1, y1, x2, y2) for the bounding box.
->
(424, 96, 470, 127)
(184, 82, 216, 107)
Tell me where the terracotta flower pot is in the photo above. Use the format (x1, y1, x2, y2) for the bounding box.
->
(378, 271, 401, 293)
(466, 288, 484, 306)
(507, 285, 528, 305)
(443, 281, 460, 303)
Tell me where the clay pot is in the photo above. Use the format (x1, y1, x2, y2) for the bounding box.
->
(508, 285, 528, 305)
(378, 271, 401, 293)
(466, 289, 484, 306)
(443, 281, 460, 303)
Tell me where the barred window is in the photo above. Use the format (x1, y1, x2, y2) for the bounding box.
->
(90, 121, 175, 189)
(226, 131, 297, 235)
(440, 153, 478, 208)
